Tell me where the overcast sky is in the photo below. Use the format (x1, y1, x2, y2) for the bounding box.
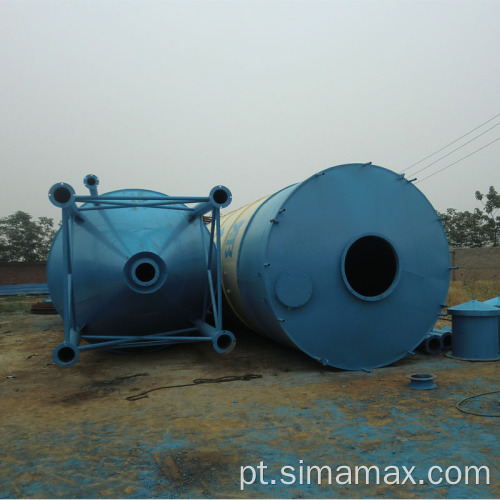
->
(1, 0, 499, 222)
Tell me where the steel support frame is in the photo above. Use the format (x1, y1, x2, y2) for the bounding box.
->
(55, 192, 228, 363)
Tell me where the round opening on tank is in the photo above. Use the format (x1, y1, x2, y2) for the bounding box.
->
(86, 177, 96, 186)
(58, 346, 76, 364)
(342, 235, 399, 301)
(135, 262, 156, 283)
(213, 189, 229, 205)
(124, 252, 167, 294)
(54, 187, 72, 204)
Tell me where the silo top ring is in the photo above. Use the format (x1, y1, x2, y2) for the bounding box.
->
(448, 299, 500, 317)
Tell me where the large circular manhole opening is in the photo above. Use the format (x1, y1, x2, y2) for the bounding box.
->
(342, 235, 399, 300)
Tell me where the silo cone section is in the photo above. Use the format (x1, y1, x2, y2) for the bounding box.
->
(220, 163, 451, 370)
(47, 189, 211, 339)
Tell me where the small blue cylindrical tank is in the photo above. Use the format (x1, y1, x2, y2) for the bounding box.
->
(448, 299, 500, 361)
(220, 163, 451, 370)
(484, 293, 500, 351)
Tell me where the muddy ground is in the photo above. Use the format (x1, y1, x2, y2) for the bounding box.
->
(0, 296, 498, 498)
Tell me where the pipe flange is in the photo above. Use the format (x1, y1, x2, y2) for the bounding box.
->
(408, 373, 437, 390)
(53, 343, 80, 367)
(84, 174, 99, 189)
(209, 185, 232, 208)
(49, 183, 76, 208)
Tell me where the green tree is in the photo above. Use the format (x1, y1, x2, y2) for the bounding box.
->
(439, 185, 500, 247)
(0, 211, 57, 262)
(475, 186, 500, 246)
(439, 208, 486, 247)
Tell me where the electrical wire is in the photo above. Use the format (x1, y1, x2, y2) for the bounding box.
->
(403, 112, 500, 174)
(456, 390, 500, 417)
(415, 137, 500, 184)
(126, 373, 262, 401)
(408, 123, 500, 177)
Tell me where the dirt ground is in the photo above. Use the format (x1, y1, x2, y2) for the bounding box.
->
(0, 296, 498, 499)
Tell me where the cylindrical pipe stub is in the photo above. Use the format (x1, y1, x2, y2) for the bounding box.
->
(53, 343, 80, 367)
(49, 183, 76, 208)
(441, 332, 452, 350)
(425, 334, 443, 354)
(212, 330, 236, 354)
(209, 185, 232, 208)
(84, 174, 99, 194)
(408, 373, 437, 390)
(196, 320, 236, 353)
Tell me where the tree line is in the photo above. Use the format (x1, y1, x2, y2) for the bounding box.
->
(0, 186, 498, 262)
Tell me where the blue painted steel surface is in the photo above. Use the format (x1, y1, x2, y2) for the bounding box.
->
(484, 293, 500, 351)
(484, 293, 500, 308)
(449, 299, 500, 360)
(47, 176, 233, 366)
(220, 163, 451, 370)
(0, 283, 49, 296)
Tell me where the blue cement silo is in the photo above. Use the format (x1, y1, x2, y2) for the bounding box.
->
(47, 175, 234, 367)
(448, 299, 500, 361)
(220, 163, 451, 370)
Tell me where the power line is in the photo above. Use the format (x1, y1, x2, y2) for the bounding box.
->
(415, 136, 500, 184)
(409, 123, 500, 177)
(403, 112, 500, 174)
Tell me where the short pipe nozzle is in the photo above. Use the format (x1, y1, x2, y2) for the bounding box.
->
(209, 185, 232, 208)
(190, 185, 232, 220)
(53, 343, 80, 367)
(424, 334, 443, 354)
(196, 320, 236, 354)
(84, 174, 99, 195)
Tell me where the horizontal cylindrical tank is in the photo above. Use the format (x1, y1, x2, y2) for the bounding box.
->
(220, 163, 451, 370)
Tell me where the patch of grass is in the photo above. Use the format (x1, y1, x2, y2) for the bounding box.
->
(0, 296, 32, 314)
(446, 280, 500, 307)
